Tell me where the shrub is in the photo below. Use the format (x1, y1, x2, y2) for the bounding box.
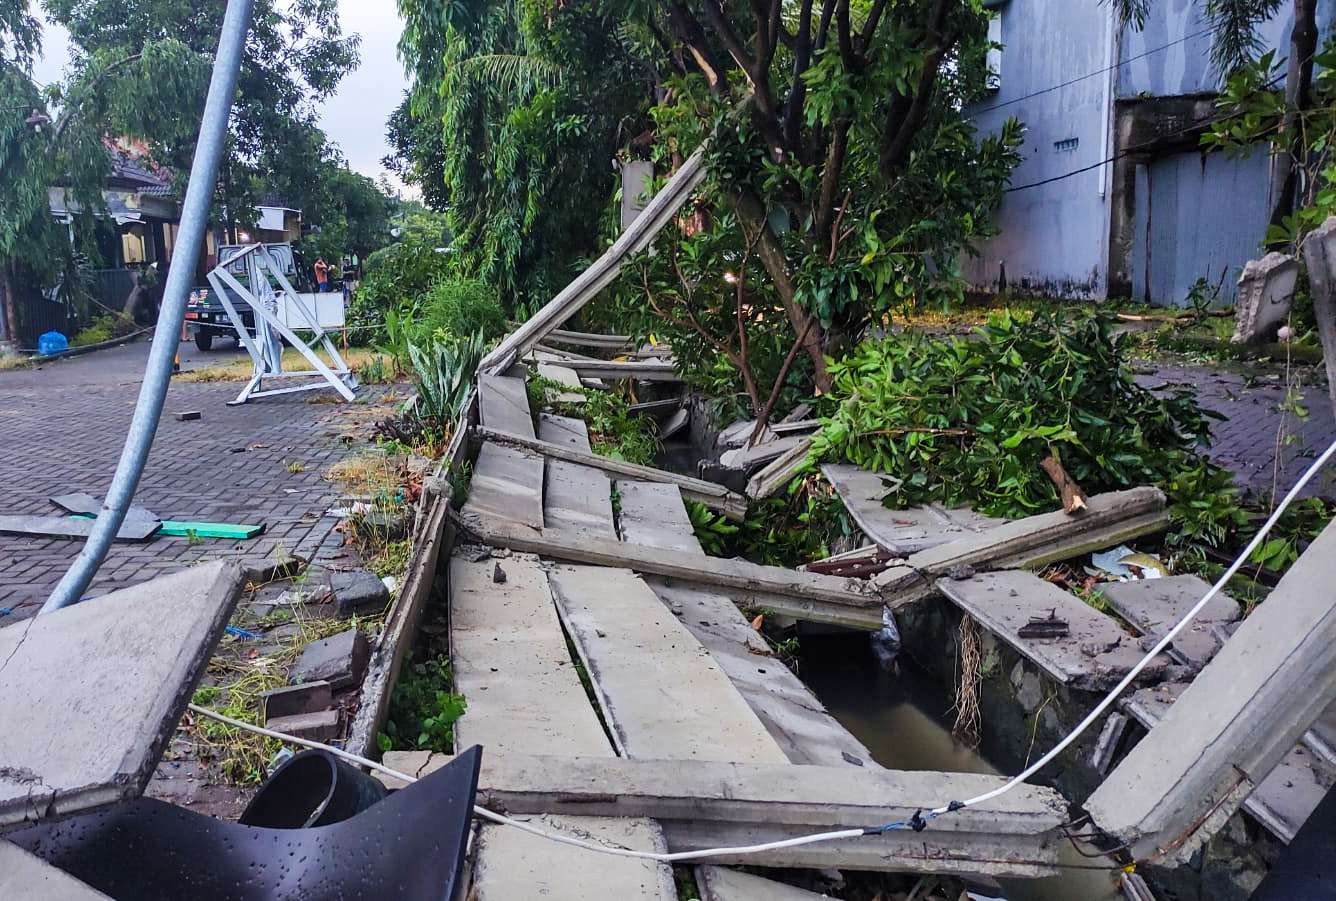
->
(811, 310, 1239, 540)
(347, 234, 452, 343)
(405, 329, 488, 434)
(70, 313, 137, 347)
(417, 278, 506, 345)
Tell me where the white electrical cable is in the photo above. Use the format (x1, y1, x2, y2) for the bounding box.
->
(933, 433, 1336, 816)
(186, 703, 865, 861)
(186, 435, 1336, 857)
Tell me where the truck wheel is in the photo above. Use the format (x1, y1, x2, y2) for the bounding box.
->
(195, 331, 214, 352)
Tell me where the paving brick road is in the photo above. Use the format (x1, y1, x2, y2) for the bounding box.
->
(0, 339, 396, 621)
(1143, 364, 1336, 501)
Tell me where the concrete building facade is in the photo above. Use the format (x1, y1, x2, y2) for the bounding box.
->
(965, 0, 1332, 307)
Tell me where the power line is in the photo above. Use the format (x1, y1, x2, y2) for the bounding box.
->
(1003, 72, 1286, 193)
(976, 25, 1217, 117)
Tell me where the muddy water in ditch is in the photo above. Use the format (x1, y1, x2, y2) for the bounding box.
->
(798, 635, 1123, 901)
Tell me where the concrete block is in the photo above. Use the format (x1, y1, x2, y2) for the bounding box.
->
(259, 680, 333, 720)
(292, 628, 369, 690)
(330, 569, 391, 617)
(265, 709, 341, 743)
(1089, 520, 1336, 859)
(0, 561, 244, 829)
(1232, 251, 1299, 345)
(243, 551, 308, 585)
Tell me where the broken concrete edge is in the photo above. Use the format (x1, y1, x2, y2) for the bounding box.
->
(345, 454, 458, 758)
(0, 560, 245, 830)
(1231, 251, 1299, 345)
(293, 626, 371, 691)
(1085, 519, 1336, 861)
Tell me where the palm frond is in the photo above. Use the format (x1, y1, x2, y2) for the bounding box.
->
(449, 54, 564, 95)
(1205, 0, 1286, 75)
(1107, 0, 1152, 30)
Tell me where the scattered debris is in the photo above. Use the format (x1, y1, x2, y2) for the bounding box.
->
(243, 552, 308, 585)
(0, 514, 160, 542)
(492, 562, 507, 584)
(263, 709, 341, 742)
(1231, 251, 1299, 345)
(1018, 609, 1070, 639)
(292, 628, 370, 690)
(259, 681, 334, 721)
(329, 570, 391, 618)
(174, 411, 202, 422)
(1040, 454, 1088, 514)
(49, 493, 159, 523)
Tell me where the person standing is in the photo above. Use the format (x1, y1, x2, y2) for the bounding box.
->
(314, 257, 331, 293)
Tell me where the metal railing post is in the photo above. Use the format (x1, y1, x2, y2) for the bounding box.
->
(43, 0, 257, 612)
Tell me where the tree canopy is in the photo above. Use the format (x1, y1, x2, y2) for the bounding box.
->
(43, 0, 363, 237)
(395, 1, 1021, 406)
(395, 0, 653, 312)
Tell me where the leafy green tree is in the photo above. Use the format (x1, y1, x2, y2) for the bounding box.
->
(384, 92, 450, 211)
(396, 0, 653, 311)
(43, 0, 362, 240)
(400, 2, 1019, 404)
(1, 0, 204, 344)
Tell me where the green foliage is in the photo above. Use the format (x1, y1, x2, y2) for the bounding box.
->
(350, 220, 453, 343)
(42, 0, 361, 252)
(1163, 459, 1248, 548)
(687, 489, 855, 569)
(810, 311, 1236, 538)
(395, 0, 650, 307)
(527, 377, 658, 465)
(1203, 40, 1336, 248)
(380, 653, 467, 753)
(1247, 498, 1335, 572)
(70, 312, 137, 347)
(417, 278, 507, 344)
(406, 329, 488, 433)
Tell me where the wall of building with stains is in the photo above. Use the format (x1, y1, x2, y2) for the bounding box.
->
(964, 0, 1328, 307)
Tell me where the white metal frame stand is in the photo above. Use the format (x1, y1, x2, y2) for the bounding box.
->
(206, 244, 358, 405)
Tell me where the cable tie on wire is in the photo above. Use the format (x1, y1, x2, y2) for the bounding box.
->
(947, 800, 965, 812)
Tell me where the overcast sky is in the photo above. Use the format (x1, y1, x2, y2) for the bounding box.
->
(32, 2, 412, 195)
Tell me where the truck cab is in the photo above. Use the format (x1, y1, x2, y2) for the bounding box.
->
(186, 244, 338, 350)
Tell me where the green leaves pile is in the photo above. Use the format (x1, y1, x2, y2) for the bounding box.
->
(379, 653, 467, 754)
(527, 377, 659, 466)
(811, 310, 1225, 522)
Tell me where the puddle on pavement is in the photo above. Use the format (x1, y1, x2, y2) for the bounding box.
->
(798, 634, 1123, 901)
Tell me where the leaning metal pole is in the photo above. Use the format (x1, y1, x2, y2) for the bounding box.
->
(43, 0, 256, 613)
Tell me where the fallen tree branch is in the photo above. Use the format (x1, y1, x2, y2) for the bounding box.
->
(1040, 455, 1089, 514)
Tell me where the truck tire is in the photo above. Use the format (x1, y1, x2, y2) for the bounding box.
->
(195, 331, 214, 352)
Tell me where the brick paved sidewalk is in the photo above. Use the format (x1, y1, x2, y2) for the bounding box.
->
(1140, 364, 1336, 501)
(0, 346, 398, 621)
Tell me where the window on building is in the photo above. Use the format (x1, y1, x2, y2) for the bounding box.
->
(120, 223, 154, 265)
(986, 14, 1002, 91)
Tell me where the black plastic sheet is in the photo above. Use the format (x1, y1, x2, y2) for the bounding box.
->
(7, 745, 481, 901)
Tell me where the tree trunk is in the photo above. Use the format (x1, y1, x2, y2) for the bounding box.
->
(729, 188, 832, 392)
(0, 263, 20, 351)
(1268, 0, 1319, 242)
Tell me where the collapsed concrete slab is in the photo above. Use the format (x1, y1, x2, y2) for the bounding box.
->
(0, 561, 244, 830)
(1086, 520, 1336, 860)
(1231, 251, 1299, 345)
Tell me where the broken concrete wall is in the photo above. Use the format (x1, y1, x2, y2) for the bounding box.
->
(897, 600, 1284, 901)
(1231, 252, 1300, 344)
(895, 599, 1110, 802)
